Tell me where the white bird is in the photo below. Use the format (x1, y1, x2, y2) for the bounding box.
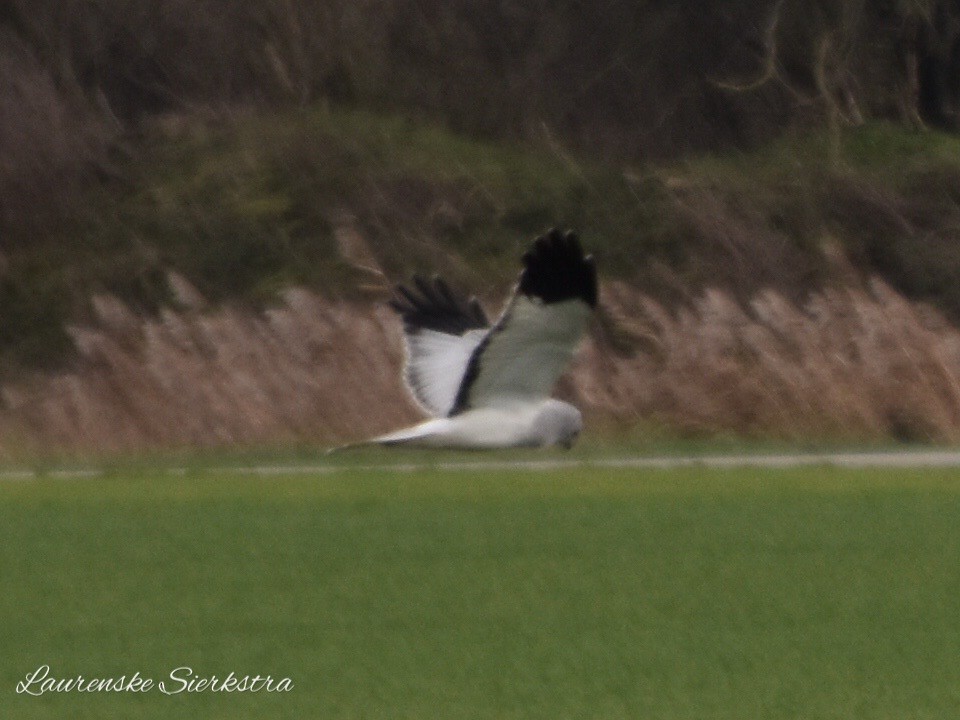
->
(336, 228, 597, 451)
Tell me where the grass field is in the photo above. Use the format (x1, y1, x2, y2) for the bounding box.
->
(2, 458, 960, 719)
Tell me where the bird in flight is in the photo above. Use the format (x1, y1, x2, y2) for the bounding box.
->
(338, 228, 597, 450)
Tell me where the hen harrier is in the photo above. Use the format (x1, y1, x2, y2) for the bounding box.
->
(341, 228, 597, 450)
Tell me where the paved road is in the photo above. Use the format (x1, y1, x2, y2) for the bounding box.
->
(304, 450, 960, 474)
(6, 449, 960, 480)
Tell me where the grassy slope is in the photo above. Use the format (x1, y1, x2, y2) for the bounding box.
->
(82, 108, 657, 303)
(3, 463, 960, 719)
(8, 105, 960, 376)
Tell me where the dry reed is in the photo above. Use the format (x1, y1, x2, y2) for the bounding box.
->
(2, 275, 960, 457)
(578, 279, 960, 443)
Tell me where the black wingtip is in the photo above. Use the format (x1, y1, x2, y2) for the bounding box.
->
(388, 274, 489, 335)
(518, 228, 598, 307)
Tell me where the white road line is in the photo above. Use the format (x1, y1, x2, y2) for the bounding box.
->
(48, 468, 104, 479)
(4, 450, 960, 481)
(0, 469, 38, 481)
(328, 451, 960, 473)
(229, 451, 960, 474)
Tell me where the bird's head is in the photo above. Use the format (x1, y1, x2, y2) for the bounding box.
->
(537, 400, 583, 450)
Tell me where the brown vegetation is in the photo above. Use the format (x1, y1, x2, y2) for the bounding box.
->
(4, 275, 960, 457)
(582, 279, 960, 444)
(0, 280, 416, 456)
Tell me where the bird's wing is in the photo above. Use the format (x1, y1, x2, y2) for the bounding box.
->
(450, 229, 597, 414)
(388, 275, 490, 417)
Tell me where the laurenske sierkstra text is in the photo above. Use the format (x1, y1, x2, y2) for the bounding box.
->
(16, 665, 293, 695)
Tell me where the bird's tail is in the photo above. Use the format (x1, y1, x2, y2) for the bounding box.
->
(326, 425, 431, 455)
(325, 441, 370, 455)
(326, 421, 441, 454)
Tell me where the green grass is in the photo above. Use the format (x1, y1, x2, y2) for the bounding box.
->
(2, 461, 960, 718)
(118, 107, 658, 295)
(8, 101, 960, 375)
